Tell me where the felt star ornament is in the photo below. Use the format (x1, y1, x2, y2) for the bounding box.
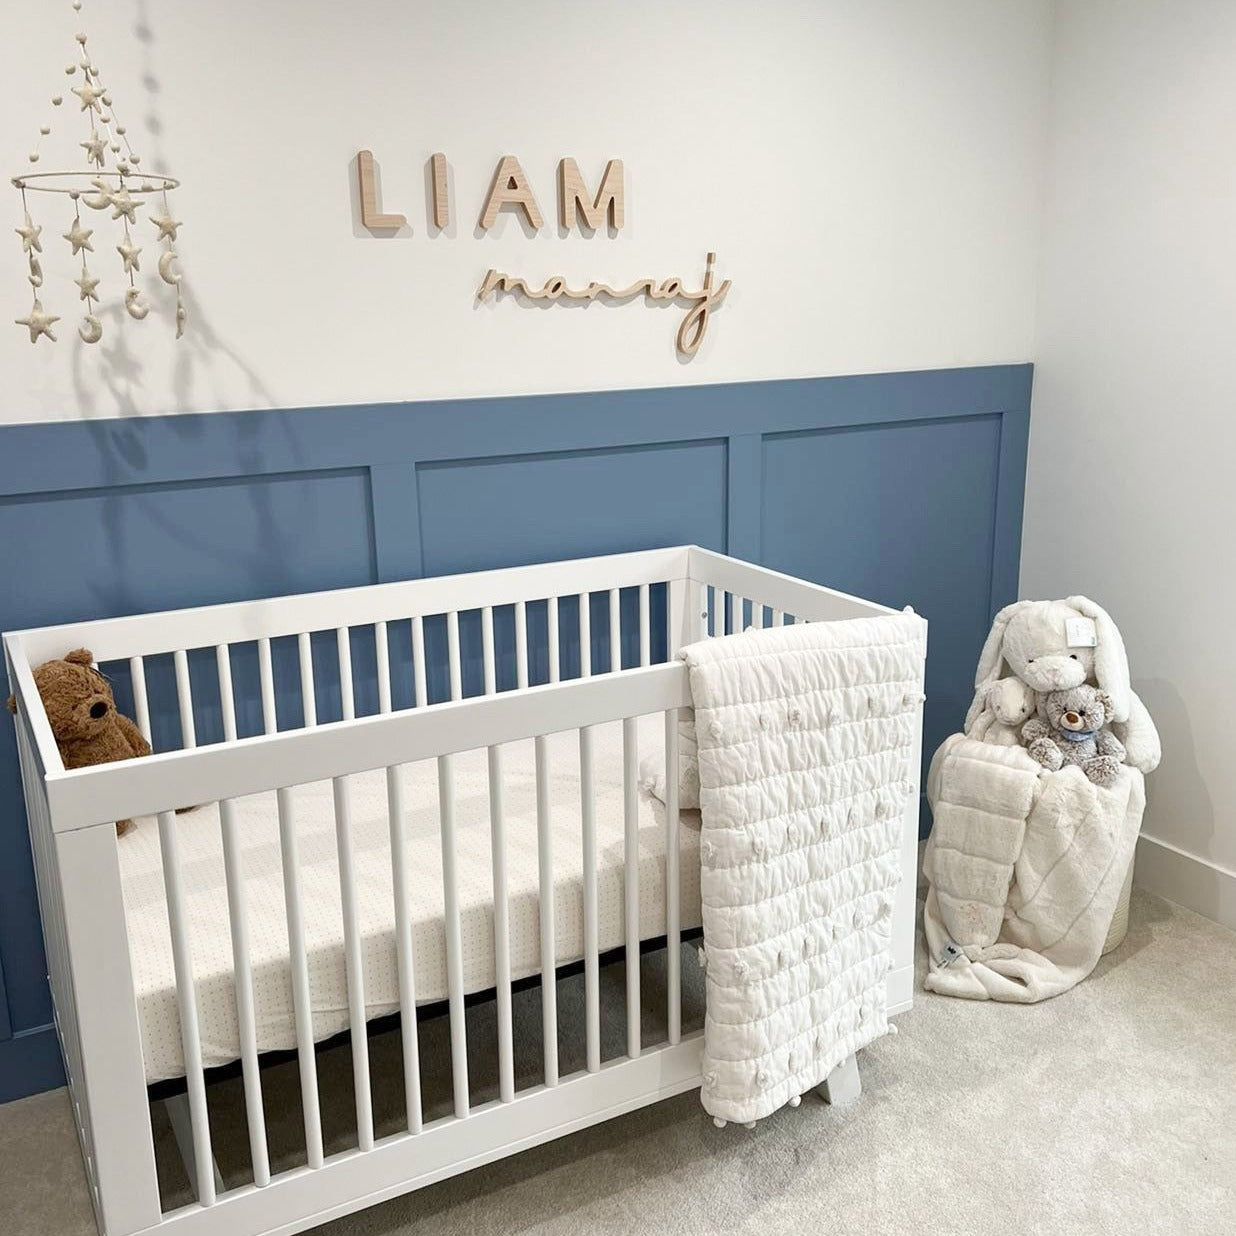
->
(108, 188, 141, 223)
(63, 219, 94, 255)
(75, 270, 101, 301)
(15, 213, 43, 254)
(117, 236, 141, 273)
(15, 299, 59, 343)
(150, 212, 182, 242)
(80, 132, 105, 167)
(71, 81, 103, 112)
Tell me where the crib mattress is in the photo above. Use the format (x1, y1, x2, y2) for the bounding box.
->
(118, 714, 702, 1084)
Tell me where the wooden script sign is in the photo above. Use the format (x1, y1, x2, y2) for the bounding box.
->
(356, 151, 730, 358)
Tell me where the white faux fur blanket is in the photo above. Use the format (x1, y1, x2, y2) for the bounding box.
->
(681, 612, 925, 1124)
(923, 735, 1144, 1002)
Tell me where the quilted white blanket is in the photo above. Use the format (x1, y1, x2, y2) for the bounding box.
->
(923, 735, 1145, 1002)
(681, 612, 925, 1124)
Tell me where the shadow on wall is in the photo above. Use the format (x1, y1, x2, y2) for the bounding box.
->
(54, 2, 331, 619)
(1136, 676, 1213, 860)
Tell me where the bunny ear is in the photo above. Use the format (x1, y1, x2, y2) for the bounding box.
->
(1066, 596, 1130, 721)
(963, 681, 993, 733)
(974, 601, 1031, 688)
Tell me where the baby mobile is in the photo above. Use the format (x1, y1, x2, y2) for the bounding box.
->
(10, 0, 185, 345)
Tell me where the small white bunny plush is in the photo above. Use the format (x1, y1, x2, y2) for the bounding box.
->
(965, 675, 1037, 746)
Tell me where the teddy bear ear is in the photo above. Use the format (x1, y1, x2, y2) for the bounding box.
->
(63, 648, 95, 667)
(1096, 689, 1114, 715)
(5, 694, 16, 716)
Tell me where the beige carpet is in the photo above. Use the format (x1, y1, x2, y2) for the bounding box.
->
(2, 889, 1233, 1235)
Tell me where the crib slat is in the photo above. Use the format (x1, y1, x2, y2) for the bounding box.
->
(298, 632, 317, 727)
(337, 627, 355, 721)
(173, 649, 196, 750)
(376, 621, 392, 714)
(752, 602, 766, 630)
(609, 589, 622, 673)
(411, 615, 427, 708)
(333, 776, 374, 1150)
(386, 766, 422, 1134)
(773, 609, 785, 628)
(276, 787, 324, 1167)
(535, 735, 558, 1086)
(515, 601, 529, 690)
(664, 710, 681, 1045)
(438, 755, 469, 1117)
(129, 655, 151, 743)
(579, 726, 600, 1073)
(622, 716, 640, 1059)
(548, 597, 560, 684)
(218, 797, 270, 1186)
(639, 583, 651, 667)
(482, 606, 496, 695)
(488, 746, 514, 1102)
(579, 592, 592, 677)
(158, 810, 216, 1205)
(258, 637, 277, 735)
(447, 611, 462, 701)
(727, 592, 738, 636)
(215, 646, 236, 743)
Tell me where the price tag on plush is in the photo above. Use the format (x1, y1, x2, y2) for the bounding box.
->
(1066, 617, 1097, 648)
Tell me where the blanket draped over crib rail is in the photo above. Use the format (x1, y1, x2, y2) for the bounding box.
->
(681, 612, 926, 1124)
(923, 735, 1145, 1002)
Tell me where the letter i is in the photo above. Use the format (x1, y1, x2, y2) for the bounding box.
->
(431, 153, 450, 229)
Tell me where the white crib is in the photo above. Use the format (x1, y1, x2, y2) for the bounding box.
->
(4, 546, 924, 1236)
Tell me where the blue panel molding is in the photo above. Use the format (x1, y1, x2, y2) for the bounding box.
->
(0, 364, 1032, 1101)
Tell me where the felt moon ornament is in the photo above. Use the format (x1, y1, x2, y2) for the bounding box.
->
(124, 286, 149, 320)
(157, 249, 181, 286)
(78, 313, 102, 343)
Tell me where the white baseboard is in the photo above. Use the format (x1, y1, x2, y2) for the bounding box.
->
(1134, 834, 1236, 932)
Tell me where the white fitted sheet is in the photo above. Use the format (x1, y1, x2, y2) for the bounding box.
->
(119, 714, 702, 1084)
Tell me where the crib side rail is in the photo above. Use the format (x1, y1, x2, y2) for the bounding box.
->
(687, 546, 901, 628)
(42, 662, 692, 834)
(6, 643, 162, 1235)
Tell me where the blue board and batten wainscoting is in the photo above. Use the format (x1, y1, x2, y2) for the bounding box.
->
(0, 363, 1031, 1101)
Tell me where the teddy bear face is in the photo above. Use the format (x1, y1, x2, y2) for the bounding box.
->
(1040, 685, 1112, 735)
(32, 651, 118, 744)
(1001, 602, 1096, 694)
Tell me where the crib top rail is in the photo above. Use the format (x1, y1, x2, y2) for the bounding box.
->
(5, 545, 694, 668)
(35, 662, 693, 834)
(5, 545, 911, 833)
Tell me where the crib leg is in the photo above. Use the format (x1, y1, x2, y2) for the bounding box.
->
(817, 1053, 862, 1107)
(164, 1093, 225, 1199)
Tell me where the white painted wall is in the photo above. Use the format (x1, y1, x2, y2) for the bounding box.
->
(1, 0, 1051, 425)
(1023, 0, 1236, 921)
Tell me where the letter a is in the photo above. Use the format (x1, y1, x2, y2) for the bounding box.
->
(479, 156, 544, 231)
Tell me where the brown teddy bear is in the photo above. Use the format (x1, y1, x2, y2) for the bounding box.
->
(7, 648, 150, 836)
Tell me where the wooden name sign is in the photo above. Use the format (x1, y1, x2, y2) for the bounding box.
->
(355, 150, 730, 358)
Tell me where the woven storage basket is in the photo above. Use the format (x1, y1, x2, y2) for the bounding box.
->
(1102, 855, 1135, 955)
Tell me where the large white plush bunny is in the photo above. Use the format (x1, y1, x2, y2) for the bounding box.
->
(968, 596, 1160, 773)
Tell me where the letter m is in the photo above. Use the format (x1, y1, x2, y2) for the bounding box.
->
(558, 158, 625, 231)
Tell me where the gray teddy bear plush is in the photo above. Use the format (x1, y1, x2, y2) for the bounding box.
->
(1021, 685, 1127, 786)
